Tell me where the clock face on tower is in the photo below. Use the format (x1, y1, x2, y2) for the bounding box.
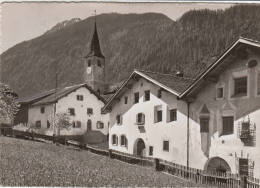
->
(87, 67, 92, 74)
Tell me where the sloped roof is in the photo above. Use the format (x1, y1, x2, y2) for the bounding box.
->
(137, 70, 194, 94)
(85, 22, 104, 58)
(32, 83, 106, 106)
(102, 69, 194, 112)
(16, 89, 55, 104)
(180, 37, 260, 99)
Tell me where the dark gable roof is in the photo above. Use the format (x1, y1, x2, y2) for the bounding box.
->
(32, 83, 106, 106)
(180, 37, 260, 99)
(16, 89, 55, 104)
(137, 70, 194, 94)
(102, 69, 194, 112)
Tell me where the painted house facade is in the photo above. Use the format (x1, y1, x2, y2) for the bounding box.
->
(181, 38, 260, 178)
(103, 37, 260, 179)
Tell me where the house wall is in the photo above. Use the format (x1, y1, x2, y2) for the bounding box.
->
(14, 103, 29, 125)
(188, 52, 260, 179)
(109, 78, 191, 165)
(28, 87, 109, 139)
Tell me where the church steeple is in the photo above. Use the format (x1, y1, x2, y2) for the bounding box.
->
(84, 13, 106, 95)
(85, 17, 104, 58)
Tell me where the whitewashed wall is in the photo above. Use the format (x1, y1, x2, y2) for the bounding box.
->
(28, 86, 109, 136)
(109, 77, 189, 165)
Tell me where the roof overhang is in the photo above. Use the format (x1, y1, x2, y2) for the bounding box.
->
(179, 37, 260, 99)
(102, 70, 180, 113)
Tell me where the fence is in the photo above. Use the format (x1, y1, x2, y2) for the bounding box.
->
(5, 129, 260, 188)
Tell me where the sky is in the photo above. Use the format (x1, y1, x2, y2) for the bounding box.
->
(0, 2, 235, 53)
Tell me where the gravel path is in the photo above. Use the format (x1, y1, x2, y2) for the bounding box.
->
(0, 137, 192, 187)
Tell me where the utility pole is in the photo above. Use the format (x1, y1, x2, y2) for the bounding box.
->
(187, 102, 190, 168)
(54, 60, 58, 141)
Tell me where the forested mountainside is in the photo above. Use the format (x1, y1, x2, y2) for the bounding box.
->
(1, 5, 260, 97)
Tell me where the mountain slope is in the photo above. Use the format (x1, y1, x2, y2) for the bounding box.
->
(1, 5, 260, 97)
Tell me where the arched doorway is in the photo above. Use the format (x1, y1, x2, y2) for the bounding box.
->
(133, 138, 146, 157)
(204, 157, 231, 173)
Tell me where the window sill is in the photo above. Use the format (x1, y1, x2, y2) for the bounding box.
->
(230, 94, 248, 99)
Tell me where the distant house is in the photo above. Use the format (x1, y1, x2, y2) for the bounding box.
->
(28, 83, 109, 143)
(103, 37, 260, 179)
(14, 89, 55, 125)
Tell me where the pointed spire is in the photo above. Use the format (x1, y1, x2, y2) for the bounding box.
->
(85, 12, 104, 58)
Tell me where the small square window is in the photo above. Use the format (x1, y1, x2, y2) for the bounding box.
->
(116, 115, 122, 125)
(157, 110, 162, 122)
(40, 107, 45, 114)
(169, 109, 177, 122)
(76, 121, 81, 128)
(149, 146, 153, 156)
(144, 90, 150, 101)
(200, 117, 209, 133)
(154, 105, 163, 123)
(35, 120, 41, 129)
(112, 135, 118, 145)
(222, 116, 234, 135)
(97, 121, 104, 129)
(124, 96, 128, 104)
(77, 95, 83, 101)
(134, 92, 139, 104)
(216, 87, 224, 99)
(163, 140, 169, 152)
(68, 108, 75, 116)
(87, 108, 93, 115)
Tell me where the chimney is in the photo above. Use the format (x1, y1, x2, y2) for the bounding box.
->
(176, 70, 184, 77)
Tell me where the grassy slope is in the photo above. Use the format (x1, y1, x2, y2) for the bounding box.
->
(0, 137, 189, 186)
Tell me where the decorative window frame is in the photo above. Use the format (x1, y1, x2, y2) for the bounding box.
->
(229, 69, 250, 100)
(219, 109, 236, 137)
(215, 82, 225, 100)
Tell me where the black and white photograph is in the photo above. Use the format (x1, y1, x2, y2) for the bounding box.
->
(0, 1, 260, 187)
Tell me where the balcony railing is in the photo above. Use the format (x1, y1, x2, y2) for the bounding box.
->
(238, 121, 256, 147)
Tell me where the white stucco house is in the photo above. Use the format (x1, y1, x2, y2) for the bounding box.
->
(28, 83, 109, 143)
(103, 37, 260, 179)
